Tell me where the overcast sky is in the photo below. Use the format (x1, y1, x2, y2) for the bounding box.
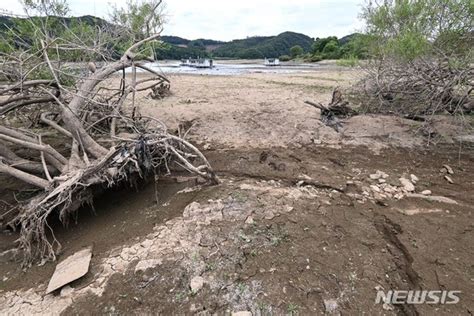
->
(1, 0, 365, 40)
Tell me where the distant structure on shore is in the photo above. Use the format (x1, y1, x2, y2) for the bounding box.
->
(180, 58, 214, 68)
(264, 58, 280, 66)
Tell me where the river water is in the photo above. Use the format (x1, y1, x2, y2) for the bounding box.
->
(142, 61, 322, 76)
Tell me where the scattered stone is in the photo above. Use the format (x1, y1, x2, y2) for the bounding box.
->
(383, 185, 396, 193)
(264, 210, 277, 220)
(421, 190, 432, 196)
(378, 179, 386, 184)
(369, 173, 381, 180)
(245, 216, 254, 224)
(443, 165, 454, 174)
(399, 178, 415, 192)
(444, 175, 454, 184)
(394, 193, 404, 200)
(190, 276, 204, 292)
(59, 285, 74, 297)
(369, 170, 389, 180)
(324, 299, 339, 313)
(373, 192, 384, 201)
(370, 185, 381, 193)
(410, 174, 419, 183)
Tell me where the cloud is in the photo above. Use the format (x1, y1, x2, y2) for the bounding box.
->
(2, 0, 364, 40)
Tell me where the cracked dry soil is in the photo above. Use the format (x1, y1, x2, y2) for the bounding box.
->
(1, 70, 473, 315)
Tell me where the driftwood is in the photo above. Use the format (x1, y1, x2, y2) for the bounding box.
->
(305, 87, 357, 132)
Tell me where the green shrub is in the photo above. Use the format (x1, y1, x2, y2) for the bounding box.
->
(305, 54, 323, 62)
(336, 55, 359, 67)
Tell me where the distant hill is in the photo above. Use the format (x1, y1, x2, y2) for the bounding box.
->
(339, 33, 361, 45)
(158, 31, 314, 59)
(1, 15, 358, 60)
(211, 32, 313, 58)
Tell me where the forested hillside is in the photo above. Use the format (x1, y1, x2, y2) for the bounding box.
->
(1, 15, 361, 61)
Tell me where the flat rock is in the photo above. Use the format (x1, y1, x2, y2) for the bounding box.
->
(397, 208, 443, 216)
(405, 193, 458, 205)
(421, 190, 432, 195)
(46, 246, 92, 294)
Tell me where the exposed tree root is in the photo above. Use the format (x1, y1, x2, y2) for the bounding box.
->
(11, 130, 218, 266)
(0, 2, 218, 266)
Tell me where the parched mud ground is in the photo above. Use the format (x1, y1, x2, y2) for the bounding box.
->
(1, 69, 473, 315)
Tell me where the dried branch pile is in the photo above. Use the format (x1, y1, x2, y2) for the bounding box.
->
(359, 57, 473, 117)
(0, 14, 217, 265)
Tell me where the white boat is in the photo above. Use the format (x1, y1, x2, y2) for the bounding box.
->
(180, 58, 214, 68)
(264, 58, 280, 66)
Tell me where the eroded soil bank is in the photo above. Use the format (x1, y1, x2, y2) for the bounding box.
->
(1, 69, 473, 315)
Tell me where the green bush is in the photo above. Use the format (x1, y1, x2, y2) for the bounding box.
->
(279, 55, 291, 61)
(305, 54, 323, 62)
(336, 55, 359, 67)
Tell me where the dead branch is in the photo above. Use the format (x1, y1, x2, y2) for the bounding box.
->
(0, 1, 218, 267)
(305, 87, 358, 132)
(0, 161, 49, 189)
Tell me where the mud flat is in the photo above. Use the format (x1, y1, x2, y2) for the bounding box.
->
(1, 68, 473, 315)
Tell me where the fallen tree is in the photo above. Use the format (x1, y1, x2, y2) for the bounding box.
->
(0, 0, 217, 266)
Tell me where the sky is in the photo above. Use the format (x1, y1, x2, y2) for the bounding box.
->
(1, 0, 365, 41)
